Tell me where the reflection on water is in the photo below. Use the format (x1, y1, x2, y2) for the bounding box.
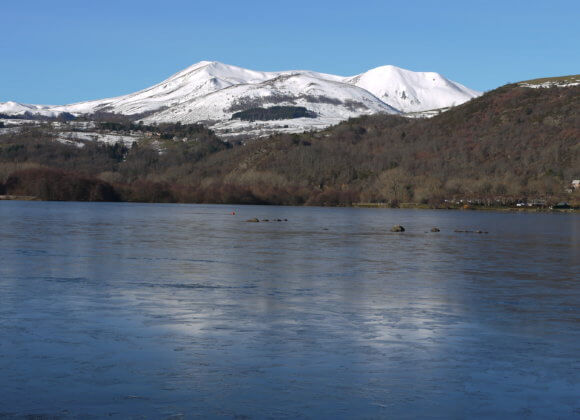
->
(0, 202, 579, 418)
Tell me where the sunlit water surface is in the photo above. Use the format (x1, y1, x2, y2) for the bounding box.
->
(0, 202, 579, 419)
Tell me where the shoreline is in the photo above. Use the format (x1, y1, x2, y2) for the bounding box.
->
(353, 202, 579, 213)
(0, 194, 40, 201)
(1, 196, 578, 213)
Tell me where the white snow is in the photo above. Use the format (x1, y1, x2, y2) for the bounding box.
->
(0, 118, 42, 127)
(57, 131, 138, 146)
(0, 101, 61, 117)
(142, 72, 398, 128)
(55, 137, 86, 148)
(344, 65, 481, 113)
(214, 117, 344, 138)
(519, 80, 580, 88)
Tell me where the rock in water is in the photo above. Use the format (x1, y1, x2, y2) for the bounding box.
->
(391, 225, 405, 232)
(245, 218, 260, 223)
(431, 227, 440, 232)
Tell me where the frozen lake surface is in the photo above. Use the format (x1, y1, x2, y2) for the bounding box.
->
(0, 201, 579, 419)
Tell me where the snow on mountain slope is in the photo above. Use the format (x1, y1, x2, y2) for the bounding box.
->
(36, 61, 348, 119)
(0, 101, 60, 117)
(54, 61, 278, 116)
(0, 61, 480, 136)
(143, 72, 398, 125)
(344, 65, 480, 113)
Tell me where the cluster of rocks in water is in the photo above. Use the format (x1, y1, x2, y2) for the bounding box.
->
(390, 225, 440, 233)
(243, 221, 488, 234)
(390, 225, 488, 234)
(245, 218, 288, 223)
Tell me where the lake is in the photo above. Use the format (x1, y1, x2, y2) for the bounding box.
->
(0, 201, 578, 418)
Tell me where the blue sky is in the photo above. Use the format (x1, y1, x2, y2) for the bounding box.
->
(1, 0, 578, 104)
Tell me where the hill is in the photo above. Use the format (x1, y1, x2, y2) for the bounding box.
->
(519, 74, 580, 88)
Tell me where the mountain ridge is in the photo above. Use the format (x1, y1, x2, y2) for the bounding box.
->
(0, 61, 481, 136)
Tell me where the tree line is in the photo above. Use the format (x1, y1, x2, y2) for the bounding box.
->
(232, 106, 317, 121)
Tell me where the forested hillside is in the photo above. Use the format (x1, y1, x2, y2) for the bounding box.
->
(1, 83, 578, 207)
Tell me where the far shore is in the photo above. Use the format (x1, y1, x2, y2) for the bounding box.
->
(0, 195, 39, 201)
(354, 202, 579, 213)
(1, 195, 578, 213)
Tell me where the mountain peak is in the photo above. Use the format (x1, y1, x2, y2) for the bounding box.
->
(345, 65, 480, 112)
(188, 60, 219, 68)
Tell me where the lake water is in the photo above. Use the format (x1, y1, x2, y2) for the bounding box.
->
(0, 201, 579, 419)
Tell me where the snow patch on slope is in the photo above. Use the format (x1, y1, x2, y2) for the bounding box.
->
(143, 72, 398, 126)
(55, 61, 282, 116)
(519, 75, 580, 89)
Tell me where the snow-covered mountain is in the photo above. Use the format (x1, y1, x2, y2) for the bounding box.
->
(345, 65, 480, 113)
(0, 61, 481, 136)
(0, 101, 61, 118)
